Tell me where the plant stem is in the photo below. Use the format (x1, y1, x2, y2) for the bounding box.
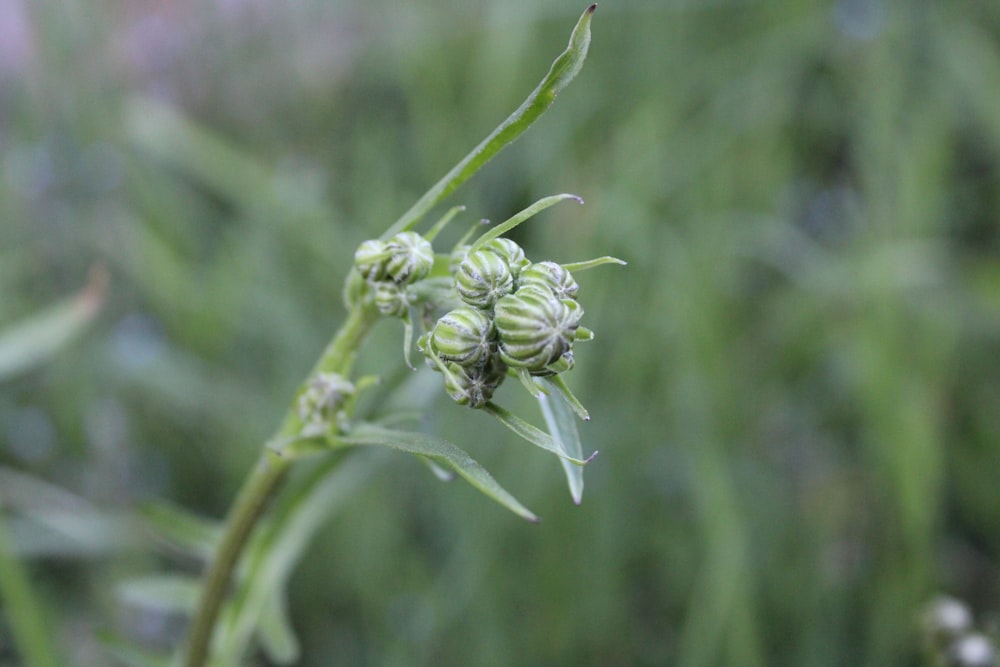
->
(0, 513, 60, 667)
(183, 305, 379, 667)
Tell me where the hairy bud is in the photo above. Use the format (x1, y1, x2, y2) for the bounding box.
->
(442, 359, 507, 408)
(384, 231, 434, 285)
(519, 261, 579, 300)
(353, 239, 389, 280)
(494, 287, 583, 371)
(455, 249, 514, 309)
(297, 373, 355, 434)
(374, 282, 408, 317)
(482, 238, 530, 280)
(431, 307, 495, 366)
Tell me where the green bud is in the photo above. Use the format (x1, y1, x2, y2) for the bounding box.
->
(442, 359, 507, 408)
(384, 231, 434, 285)
(297, 372, 355, 434)
(455, 249, 514, 309)
(520, 261, 579, 299)
(354, 239, 389, 280)
(482, 238, 530, 280)
(431, 307, 495, 366)
(374, 281, 408, 317)
(495, 287, 583, 371)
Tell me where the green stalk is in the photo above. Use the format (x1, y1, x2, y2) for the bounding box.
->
(182, 306, 378, 667)
(0, 513, 60, 667)
(383, 4, 596, 238)
(181, 7, 597, 664)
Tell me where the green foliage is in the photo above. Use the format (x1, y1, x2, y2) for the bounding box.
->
(2, 1, 1000, 666)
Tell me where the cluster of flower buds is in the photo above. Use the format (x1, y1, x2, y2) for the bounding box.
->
(351, 194, 622, 415)
(419, 237, 592, 409)
(353, 231, 435, 317)
(297, 372, 356, 436)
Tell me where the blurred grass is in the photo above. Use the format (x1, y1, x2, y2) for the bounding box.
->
(2, 0, 1000, 665)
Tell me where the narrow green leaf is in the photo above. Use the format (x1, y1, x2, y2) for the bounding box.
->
(561, 256, 628, 272)
(0, 266, 107, 381)
(116, 575, 201, 614)
(537, 379, 587, 505)
(515, 367, 546, 398)
(483, 402, 597, 465)
(256, 589, 300, 665)
(470, 194, 583, 250)
(138, 501, 221, 561)
(212, 453, 378, 663)
(419, 456, 456, 481)
(540, 3, 597, 97)
(384, 4, 597, 238)
(424, 205, 467, 242)
(0, 469, 140, 557)
(544, 374, 590, 421)
(341, 424, 539, 522)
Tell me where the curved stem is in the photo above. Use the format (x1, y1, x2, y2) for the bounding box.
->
(183, 450, 290, 667)
(183, 306, 379, 667)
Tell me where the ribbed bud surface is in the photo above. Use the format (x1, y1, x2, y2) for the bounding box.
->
(384, 232, 434, 285)
(374, 282, 408, 317)
(494, 287, 583, 370)
(442, 360, 507, 408)
(354, 239, 388, 280)
(520, 261, 579, 299)
(431, 307, 495, 366)
(482, 238, 530, 280)
(455, 249, 514, 309)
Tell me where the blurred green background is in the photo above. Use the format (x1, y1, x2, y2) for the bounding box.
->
(3, 0, 1000, 665)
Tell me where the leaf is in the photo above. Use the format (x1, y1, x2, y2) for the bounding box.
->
(212, 453, 380, 663)
(0, 469, 139, 557)
(424, 205, 467, 242)
(470, 194, 583, 250)
(0, 265, 107, 381)
(384, 4, 597, 238)
(116, 575, 201, 614)
(483, 402, 597, 466)
(137, 501, 221, 562)
(537, 379, 587, 505)
(419, 456, 456, 481)
(543, 373, 590, 421)
(340, 424, 539, 522)
(256, 589, 299, 665)
(561, 256, 628, 272)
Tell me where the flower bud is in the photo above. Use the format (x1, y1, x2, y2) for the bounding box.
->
(494, 287, 583, 371)
(455, 249, 514, 309)
(354, 239, 389, 280)
(374, 281, 408, 317)
(431, 307, 495, 366)
(297, 372, 355, 433)
(519, 261, 579, 300)
(482, 238, 530, 280)
(442, 359, 507, 408)
(384, 231, 434, 285)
